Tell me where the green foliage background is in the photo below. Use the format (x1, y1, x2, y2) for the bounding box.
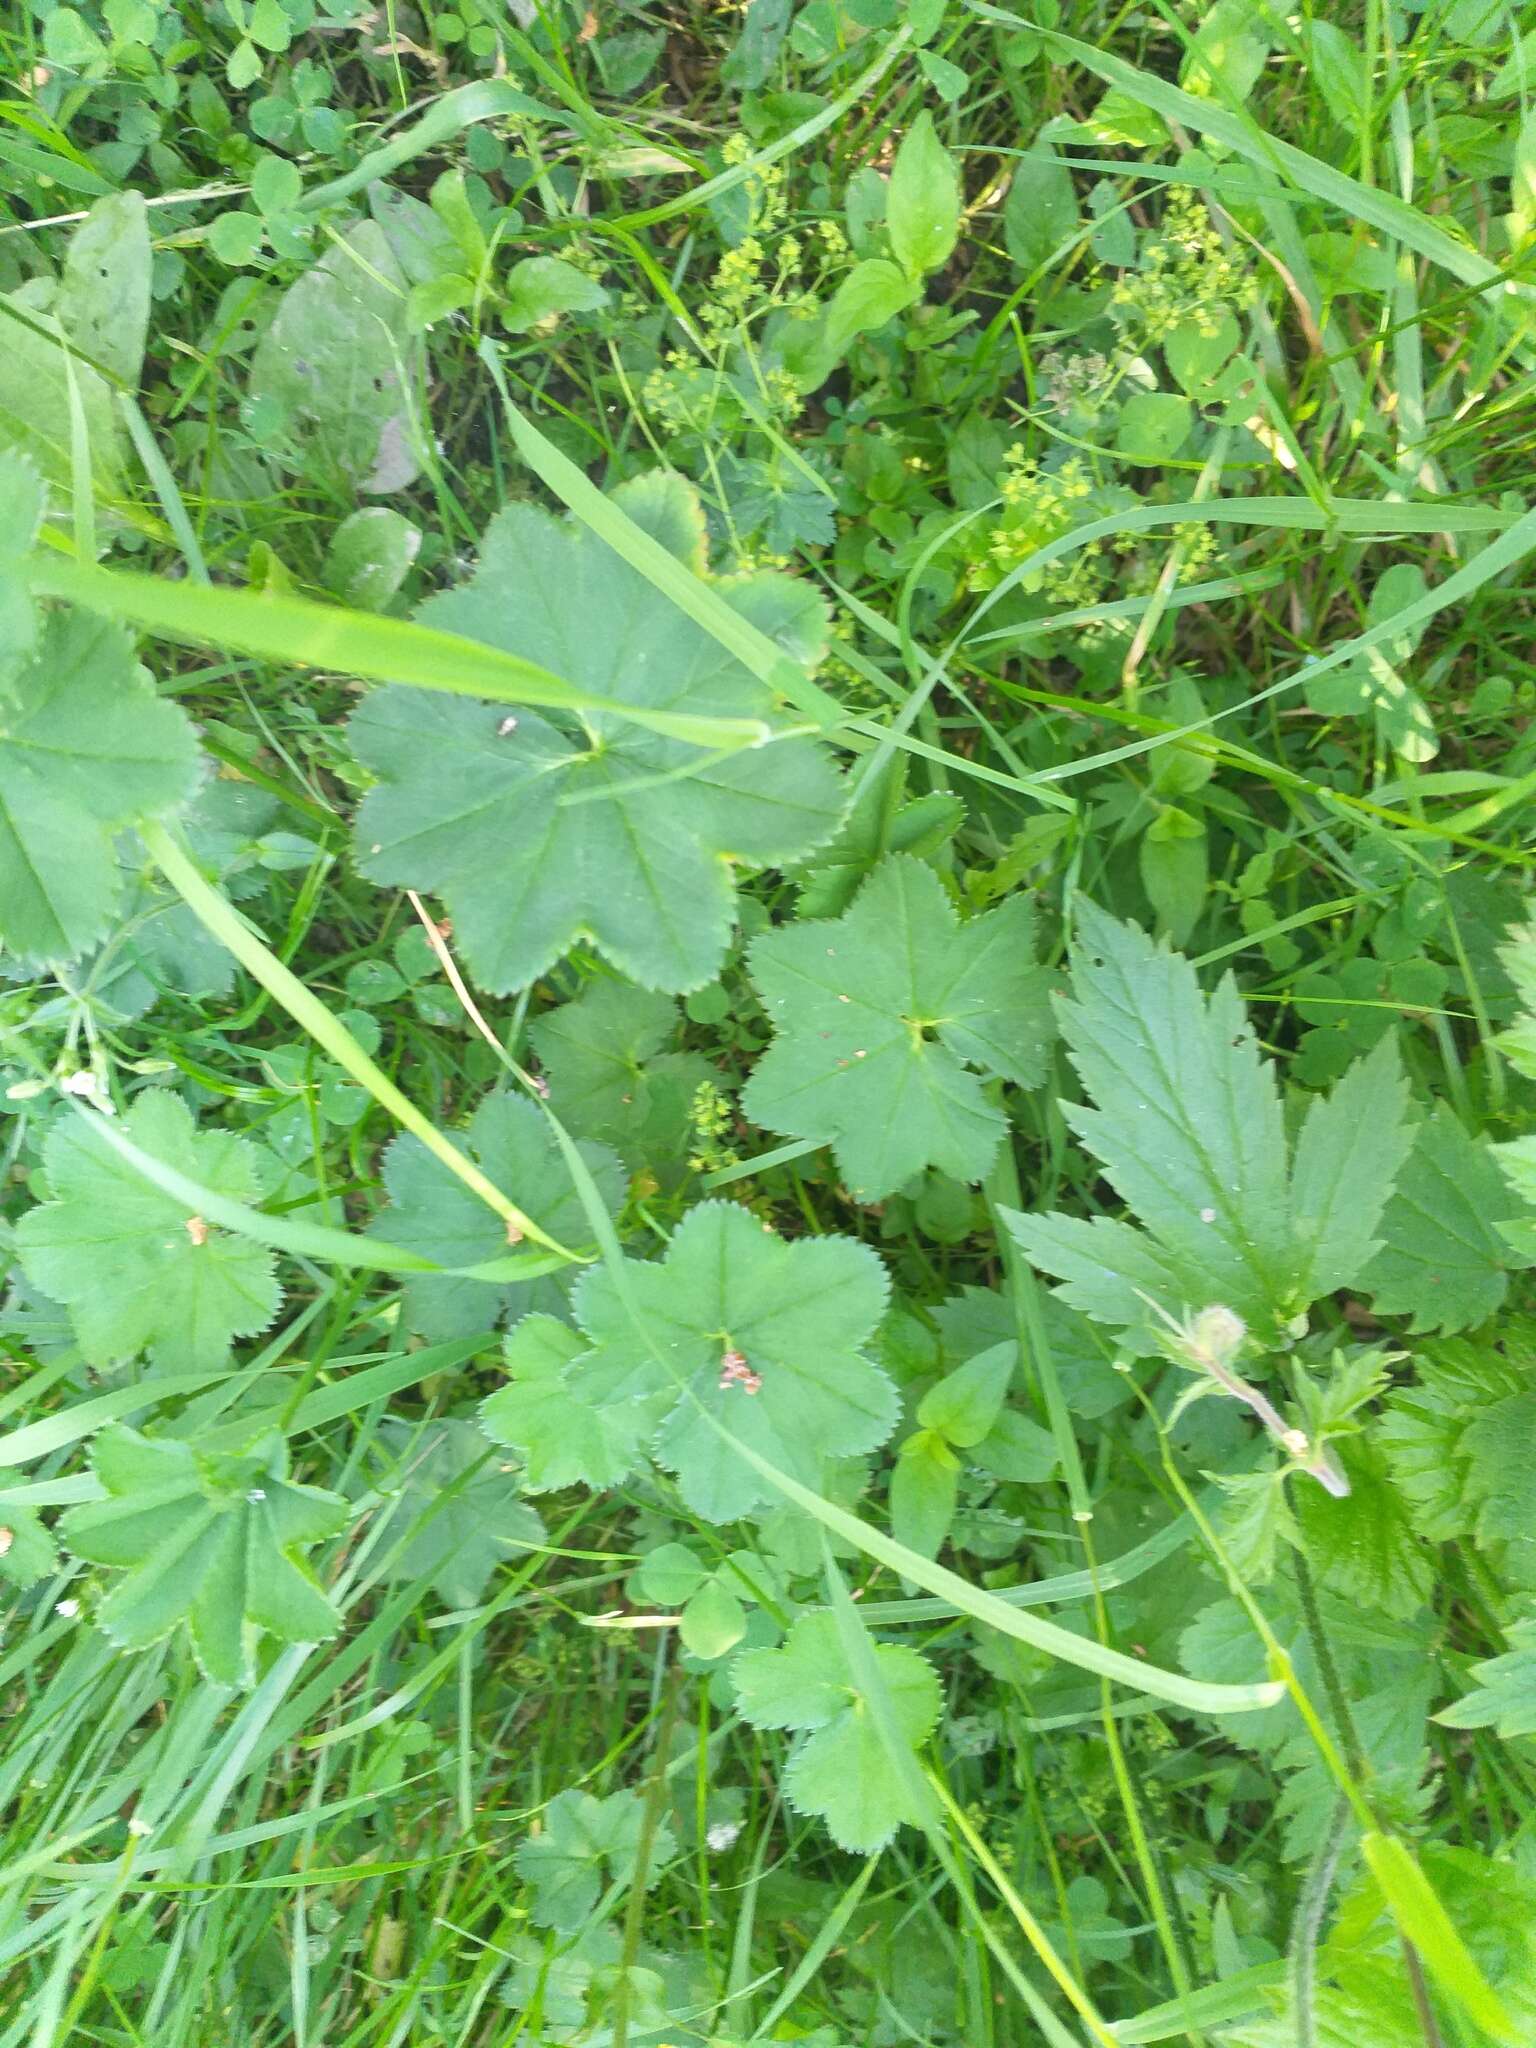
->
(2, 0, 1536, 2041)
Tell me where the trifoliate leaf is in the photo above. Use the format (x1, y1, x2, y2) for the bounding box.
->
(514, 1788, 676, 1932)
(1363, 1106, 1529, 1333)
(373, 1091, 624, 1342)
(1437, 1619, 1536, 1738)
(0, 610, 202, 964)
(528, 978, 715, 1171)
(742, 856, 1055, 1200)
(0, 1504, 59, 1588)
(349, 475, 845, 993)
(60, 1426, 348, 1685)
(732, 1610, 941, 1851)
(563, 1201, 893, 1521)
(1006, 907, 1413, 1346)
(367, 1418, 542, 1609)
(16, 1093, 281, 1375)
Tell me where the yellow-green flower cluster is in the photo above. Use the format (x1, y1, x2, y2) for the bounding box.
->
(1110, 190, 1255, 342)
(977, 449, 1106, 603)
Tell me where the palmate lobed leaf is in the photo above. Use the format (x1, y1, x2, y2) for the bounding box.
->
(373, 1090, 625, 1342)
(0, 610, 202, 965)
(732, 1610, 942, 1852)
(16, 1092, 281, 1375)
(61, 1426, 349, 1686)
(1006, 904, 1414, 1347)
(527, 977, 717, 1172)
(742, 854, 1056, 1200)
(482, 1201, 894, 1521)
(514, 1787, 675, 1933)
(349, 473, 846, 994)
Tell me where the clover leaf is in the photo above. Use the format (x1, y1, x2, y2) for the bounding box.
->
(484, 1203, 893, 1521)
(514, 1788, 676, 1932)
(16, 1092, 281, 1375)
(373, 1090, 625, 1342)
(742, 854, 1055, 1199)
(60, 1426, 348, 1685)
(0, 609, 201, 964)
(732, 1610, 942, 1851)
(348, 474, 845, 994)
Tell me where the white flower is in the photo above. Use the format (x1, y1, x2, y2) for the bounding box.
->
(705, 1820, 742, 1854)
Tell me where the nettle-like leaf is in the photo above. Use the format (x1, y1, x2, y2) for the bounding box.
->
(349, 474, 845, 994)
(367, 1418, 543, 1610)
(1362, 1105, 1531, 1333)
(1005, 904, 1414, 1348)
(0, 609, 201, 964)
(527, 977, 716, 1171)
(732, 1610, 941, 1851)
(373, 1091, 624, 1342)
(60, 1426, 348, 1685)
(483, 1201, 893, 1521)
(514, 1788, 676, 1932)
(17, 1093, 281, 1375)
(742, 855, 1055, 1200)
(1437, 1618, 1536, 1739)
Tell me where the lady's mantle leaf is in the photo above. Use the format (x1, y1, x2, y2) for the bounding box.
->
(16, 1092, 281, 1375)
(366, 1418, 542, 1610)
(514, 1788, 676, 1932)
(482, 1314, 651, 1493)
(0, 610, 201, 964)
(528, 978, 716, 1170)
(373, 1091, 624, 1342)
(732, 1610, 941, 1851)
(484, 1203, 893, 1520)
(0, 1505, 59, 1588)
(60, 1426, 348, 1686)
(1006, 905, 1413, 1345)
(742, 855, 1055, 1200)
(1363, 1106, 1531, 1334)
(349, 475, 845, 993)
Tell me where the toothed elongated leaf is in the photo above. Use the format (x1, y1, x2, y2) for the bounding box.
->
(1007, 905, 1412, 1345)
(349, 474, 845, 993)
(373, 1091, 624, 1341)
(16, 1093, 281, 1376)
(1363, 1106, 1529, 1334)
(0, 610, 201, 964)
(732, 1609, 941, 1851)
(742, 855, 1055, 1200)
(61, 1426, 348, 1686)
(1437, 1622, 1536, 1739)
